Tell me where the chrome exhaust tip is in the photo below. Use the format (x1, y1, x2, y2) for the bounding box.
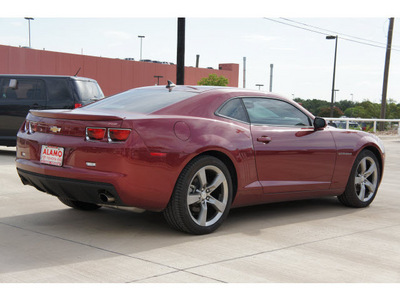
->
(99, 192, 115, 203)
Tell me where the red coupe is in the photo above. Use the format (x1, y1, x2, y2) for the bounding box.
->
(16, 84, 385, 234)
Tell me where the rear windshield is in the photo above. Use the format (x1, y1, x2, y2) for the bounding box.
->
(85, 88, 197, 114)
(74, 80, 104, 103)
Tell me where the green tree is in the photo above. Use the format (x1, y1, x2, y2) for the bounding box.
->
(359, 101, 380, 118)
(386, 99, 400, 119)
(336, 100, 356, 113)
(318, 106, 344, 117)
(344, 106, 367, 118)
(294, 99, 329, 115)
(198, 74, 229, 86)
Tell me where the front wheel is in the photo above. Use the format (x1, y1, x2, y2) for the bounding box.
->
(338, 150, 380, 208)
(163, 155, 233, 235)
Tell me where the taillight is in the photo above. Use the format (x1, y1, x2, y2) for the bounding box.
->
(86, 127, 106, 140)
(24, 120, 30, 132)
(108, 129, 131, 142)
(26, 121, 37, 134)
(74, 103, 82, 109)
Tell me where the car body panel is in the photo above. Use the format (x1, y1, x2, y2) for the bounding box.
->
(15, 86, 385, 212)
(250, 125, 337, 193)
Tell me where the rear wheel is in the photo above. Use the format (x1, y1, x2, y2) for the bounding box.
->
(163, 155, 233, 235)
(338, 150, 380, 208)
(58, 197, 101, 211)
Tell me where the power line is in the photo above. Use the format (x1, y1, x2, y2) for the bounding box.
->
(263, 18, 400, 52)
(280, 18, 389, 47)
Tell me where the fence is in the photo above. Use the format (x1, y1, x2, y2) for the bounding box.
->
(324, 117, 400, 135)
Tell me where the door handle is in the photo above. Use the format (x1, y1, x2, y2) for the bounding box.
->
(257, 136, 272, 144)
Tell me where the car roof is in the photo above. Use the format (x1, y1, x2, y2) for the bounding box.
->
(135, 85, 284, 98)
(0, 74, 96, 81)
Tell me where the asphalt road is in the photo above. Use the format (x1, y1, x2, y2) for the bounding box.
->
(1, 138, 399, 283)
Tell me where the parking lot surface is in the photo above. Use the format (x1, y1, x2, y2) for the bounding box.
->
(1, 137, 400, 283)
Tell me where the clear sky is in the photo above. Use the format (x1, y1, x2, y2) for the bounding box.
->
(1, 1, 399, 103)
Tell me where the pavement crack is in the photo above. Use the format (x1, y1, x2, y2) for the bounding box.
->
(0, 221, 178, 273)
(182, 223, 400, 272)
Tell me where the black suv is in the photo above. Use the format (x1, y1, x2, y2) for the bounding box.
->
(0, 75, 104, 146)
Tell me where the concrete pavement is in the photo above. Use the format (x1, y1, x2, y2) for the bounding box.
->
(0, 138, 399, 283)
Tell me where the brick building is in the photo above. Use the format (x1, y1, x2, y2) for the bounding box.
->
(0, 44, 239, 96)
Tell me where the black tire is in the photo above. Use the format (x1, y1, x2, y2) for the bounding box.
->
(338, 149, 380, 208)
(58, 197, 101, 211)
(163, 155, 233, 235)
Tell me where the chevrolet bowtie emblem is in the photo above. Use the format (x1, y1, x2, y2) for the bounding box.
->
(50, 126, 61, 133)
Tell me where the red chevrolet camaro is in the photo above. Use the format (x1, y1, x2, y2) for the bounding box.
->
(16, 84, 385, 234)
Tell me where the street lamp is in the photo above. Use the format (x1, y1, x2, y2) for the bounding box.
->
(24, 17, 34, 48)
(255, 84, 264, 90)
(138, 35, 145, 61)
(326, 35, 338, 117)
(154, 75, 163, 85)
(334, 89, 339, 102)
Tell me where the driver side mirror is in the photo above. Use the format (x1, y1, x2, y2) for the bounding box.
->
(314, 117, 327, 130)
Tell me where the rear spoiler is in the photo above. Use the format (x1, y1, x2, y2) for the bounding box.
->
(29, 109, 125, 121)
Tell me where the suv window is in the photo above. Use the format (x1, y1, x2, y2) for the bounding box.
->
(243, 97, 311, 126)
(74, 80, 104, 102)
(0, 78, 45, 101)
(217, 98, 249, 123)
(46, 78, 73, 102)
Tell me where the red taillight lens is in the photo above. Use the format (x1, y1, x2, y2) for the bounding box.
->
(74, 103, 82, 109)
(86, 128, 106, 140)
(108, 129, 131, 142)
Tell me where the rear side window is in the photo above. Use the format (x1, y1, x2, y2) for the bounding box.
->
(0, 78, 45, 100)
(217, 98, 249, 123)
(86, 88, 197, 114)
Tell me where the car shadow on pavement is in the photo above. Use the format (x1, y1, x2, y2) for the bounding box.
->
(0, 195, 357, 277)
(224, 197, 352, 235)
(0, 148, 16, 157)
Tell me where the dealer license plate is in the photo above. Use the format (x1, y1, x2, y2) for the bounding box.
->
(40, 145, 64, 167)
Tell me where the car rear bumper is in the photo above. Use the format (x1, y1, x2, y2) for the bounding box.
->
(17, 168, 125, 206)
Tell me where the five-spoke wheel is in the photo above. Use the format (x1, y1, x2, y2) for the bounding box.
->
(338, 150, 380, 207)
(163, 155, 233, 235)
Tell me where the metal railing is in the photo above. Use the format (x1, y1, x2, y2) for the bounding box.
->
(325, 117, 400, 135)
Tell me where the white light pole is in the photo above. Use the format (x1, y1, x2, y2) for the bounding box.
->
(24, 17, 34, 48)
(138, 35, 145, 61)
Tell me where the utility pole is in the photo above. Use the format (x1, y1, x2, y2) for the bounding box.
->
(176, 18, 185, 85)
(380, 17, 395, 131)
(326, 35, 338, 118)
(243, 57, 246, 88)
(269, 64, 274, 92)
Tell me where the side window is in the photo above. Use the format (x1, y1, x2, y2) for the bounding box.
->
(217, 98, 249, 123)
(243, 97, 311, 126)
(0, 78, 45, 101)
(46, 78, 73, 102)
